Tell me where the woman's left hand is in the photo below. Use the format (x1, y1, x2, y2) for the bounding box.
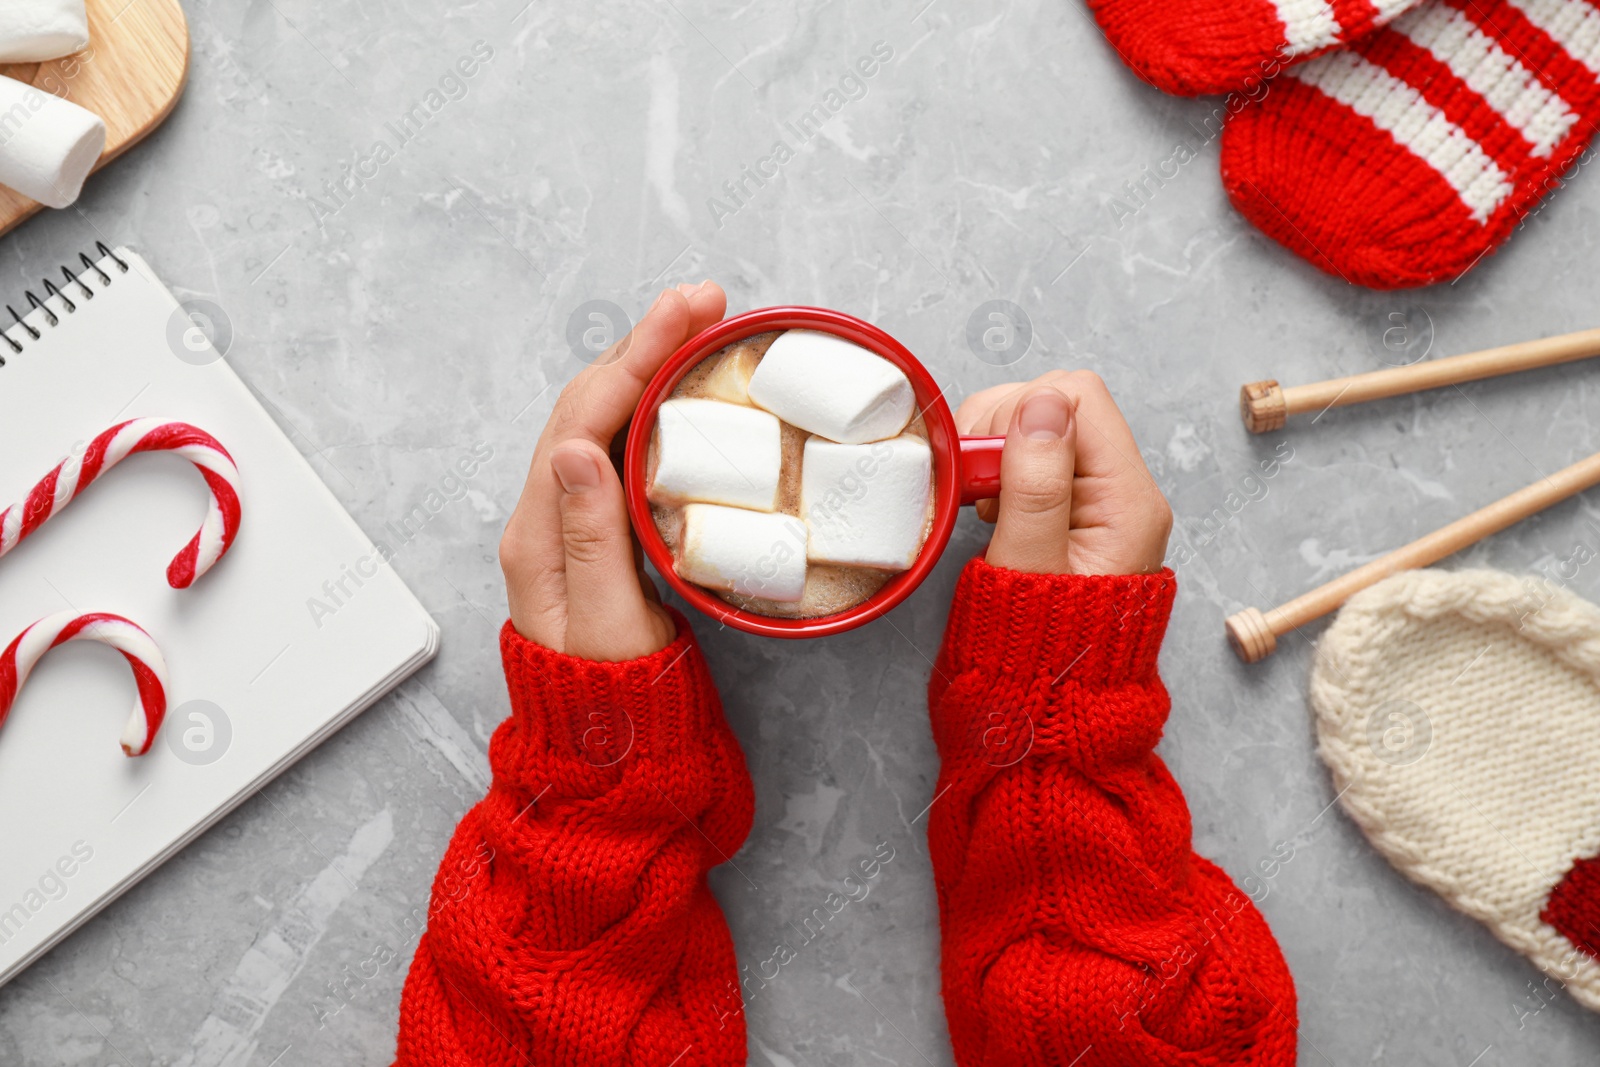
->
(499, 281, 726, 661)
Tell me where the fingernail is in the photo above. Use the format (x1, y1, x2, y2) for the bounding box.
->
(676, 282, 698, 297)
(1018, 390, 1072, 440)
(550, 447, 601, 493)
(650, 289, 672, 314)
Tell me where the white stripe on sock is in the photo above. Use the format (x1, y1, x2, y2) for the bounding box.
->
(1371, 0, 1425, 19)
(1393, 4, 1578, 156)
(1290, 51, 1514, 223)
(1275, 0, 1341, 55)
(1509, 0, 1600, 75)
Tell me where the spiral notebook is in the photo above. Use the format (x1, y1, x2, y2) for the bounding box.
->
(0, 246, 438, 987)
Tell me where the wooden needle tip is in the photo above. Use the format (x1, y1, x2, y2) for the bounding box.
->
(1240, 380, 1287, 434)
(1226, 607, 1276, 664)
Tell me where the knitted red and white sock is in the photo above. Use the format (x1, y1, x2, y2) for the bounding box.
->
(1222, 0, 1600, 289)
(1088, 0, 1423, 96)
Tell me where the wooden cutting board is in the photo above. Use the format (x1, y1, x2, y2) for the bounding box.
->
(0, 0, 188, 237)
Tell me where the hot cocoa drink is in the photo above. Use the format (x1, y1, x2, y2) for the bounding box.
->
(646, 329, 936, 618)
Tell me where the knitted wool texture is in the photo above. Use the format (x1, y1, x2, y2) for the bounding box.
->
(394, 610, 755, 1066)
(928, 558, 1298, 1066)
(393, 565, 1302, 1064)
(1222, 0, 1600, 288)
(1312, 568, 1600, 1011)
(1088, 0, 1423, 96)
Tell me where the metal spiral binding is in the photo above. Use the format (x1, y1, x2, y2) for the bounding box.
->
(0, 241, 128, 364)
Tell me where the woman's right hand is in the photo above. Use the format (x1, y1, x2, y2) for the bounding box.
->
(955, 370, 1172, 577)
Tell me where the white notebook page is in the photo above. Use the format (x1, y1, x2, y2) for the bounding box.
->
(0, 247, 437, 986)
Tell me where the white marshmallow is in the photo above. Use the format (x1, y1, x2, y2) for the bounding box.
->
(801, 435, 932, 572)
(0, 2, 89, 63)
(649, 398, 782, 512)
(677, 503, 808, 603)
(0, 74, 104, 208)
(746, 330, 915, 444)
(700, 342, 762, 406)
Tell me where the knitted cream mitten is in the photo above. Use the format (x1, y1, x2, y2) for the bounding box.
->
(1312, 568, 1600, 1010)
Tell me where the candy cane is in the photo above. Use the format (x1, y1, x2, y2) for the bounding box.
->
(0, 612, 169, 756)
(0, 418, 242, 588)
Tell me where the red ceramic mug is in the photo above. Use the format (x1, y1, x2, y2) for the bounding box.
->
(624, 306, 1007, 638)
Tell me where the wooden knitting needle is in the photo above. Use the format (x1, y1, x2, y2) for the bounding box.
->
(1240, 326, 1600, 433)
(1227, 449, 1600, 663)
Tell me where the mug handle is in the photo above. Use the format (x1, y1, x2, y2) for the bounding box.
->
(957, 435, 1007, 505)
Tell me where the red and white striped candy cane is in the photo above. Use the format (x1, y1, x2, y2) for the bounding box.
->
(0, 418, 242, 589)
(0, 612, 169, 756)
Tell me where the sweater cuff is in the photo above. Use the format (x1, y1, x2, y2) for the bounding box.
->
(498, 607, 718, 765)
(938, 556, 1176, 687)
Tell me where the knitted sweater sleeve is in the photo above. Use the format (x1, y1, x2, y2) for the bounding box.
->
(394, 610, 754, 1067)
(927, 558, 1297, 1067)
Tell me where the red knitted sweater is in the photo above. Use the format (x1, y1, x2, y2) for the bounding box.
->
(394, 559, 1297, 1065)
(928, 559, 1296, 1065)
(394, 609, 754, 1065)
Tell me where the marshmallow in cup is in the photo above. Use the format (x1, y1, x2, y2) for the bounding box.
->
(747, 330, 916, 445)
(623, 305, 1011, 639)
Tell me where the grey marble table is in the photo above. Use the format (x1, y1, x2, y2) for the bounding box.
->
(3, 1, 1600, 1063)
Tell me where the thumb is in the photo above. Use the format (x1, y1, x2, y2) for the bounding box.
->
(986, 385, 1076, 575)
(550, 441, 675, 660)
